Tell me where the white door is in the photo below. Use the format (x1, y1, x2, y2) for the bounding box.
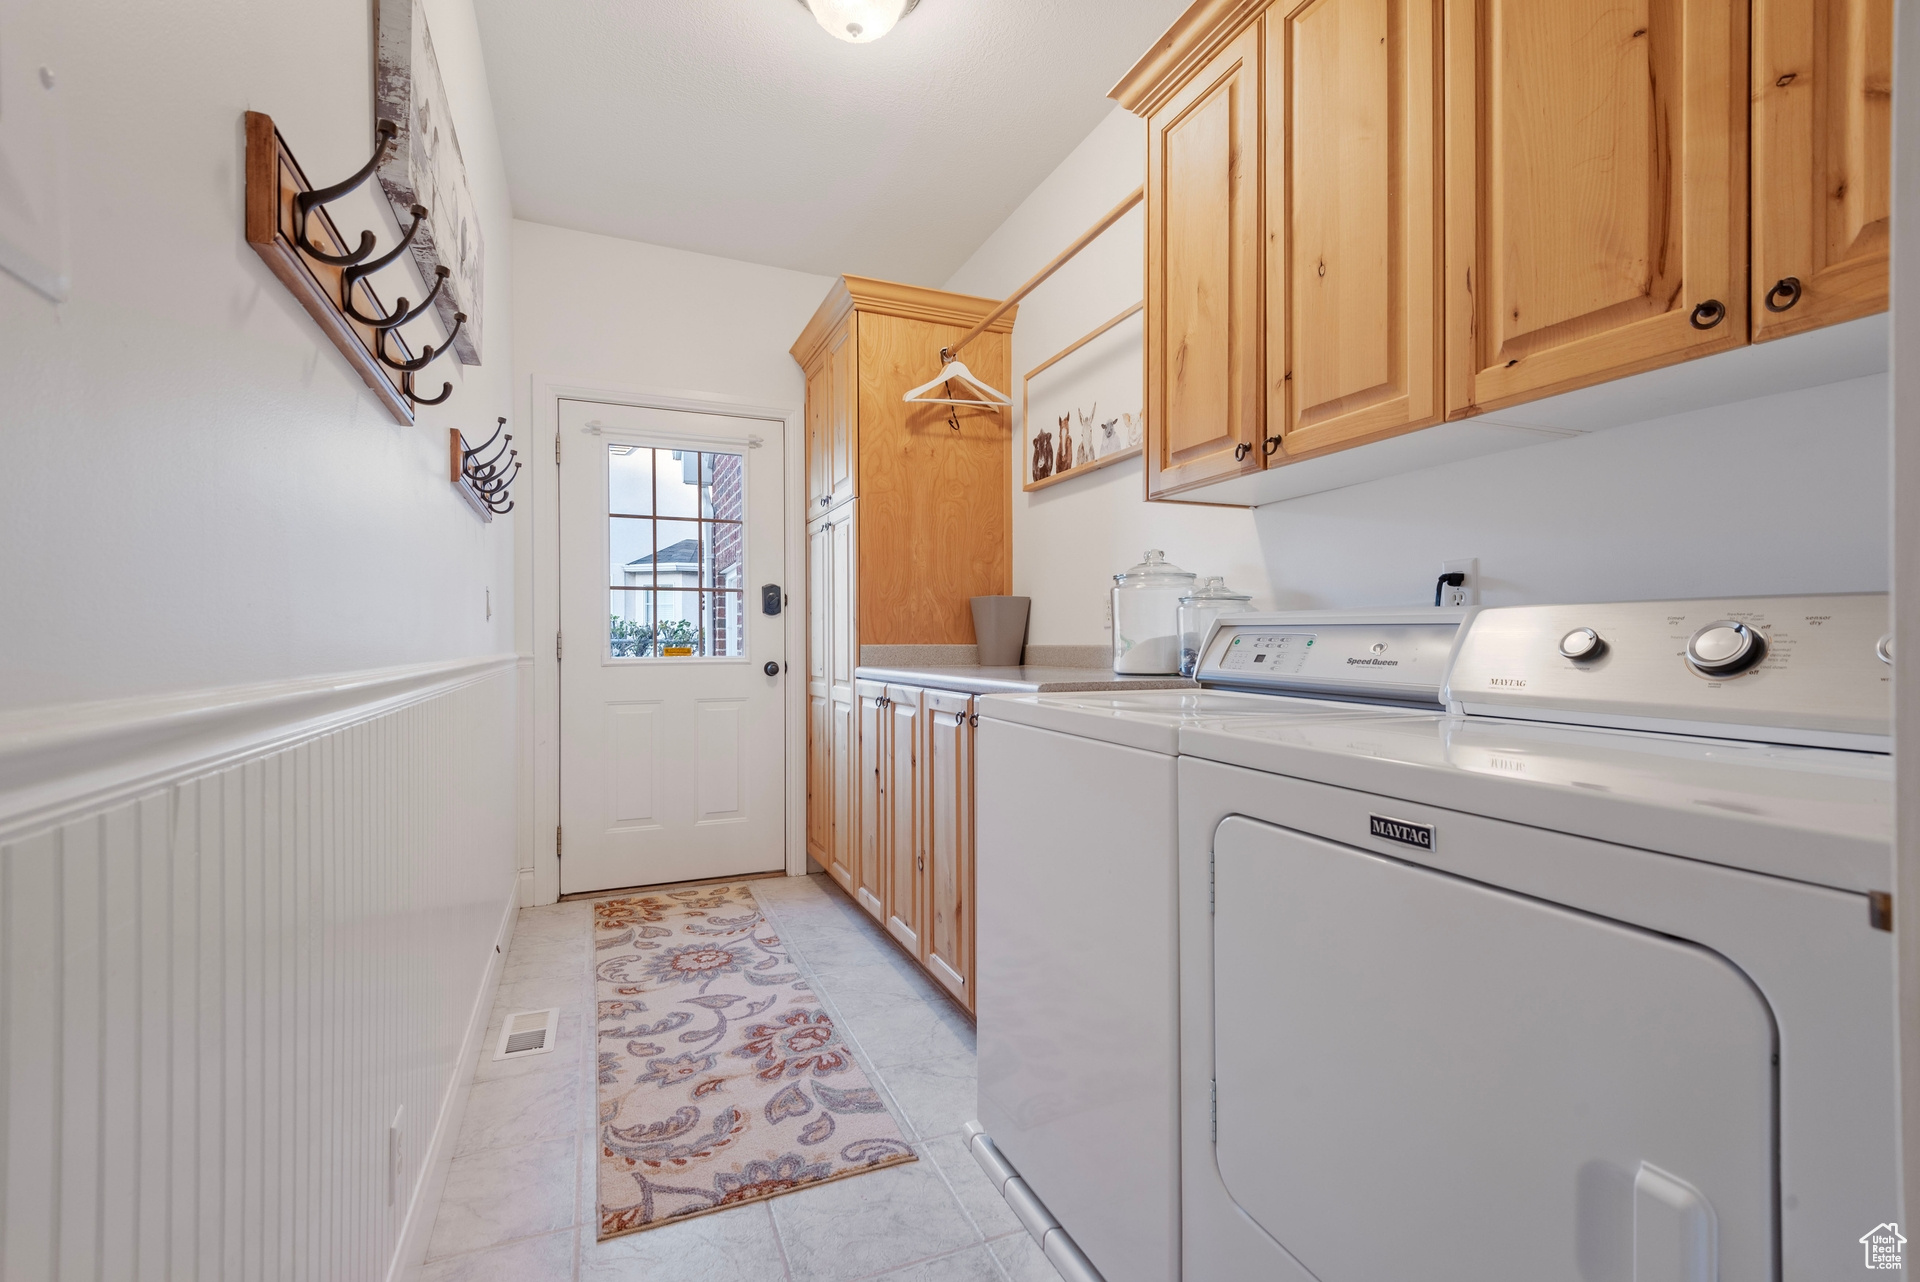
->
(558, 398, 788, 893)
(1212, 815, 1774, 1282)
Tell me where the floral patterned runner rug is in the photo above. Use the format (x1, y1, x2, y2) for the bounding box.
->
(594, 882, 915, 1239)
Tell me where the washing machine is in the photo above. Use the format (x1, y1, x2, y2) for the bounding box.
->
(969, 609, 1475, 1282)
(1175, 594, 1896, 1281)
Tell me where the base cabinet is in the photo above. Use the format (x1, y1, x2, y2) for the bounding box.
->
(823, 682, 976, 1014)
(884, 686, 925, 956)
(922, 690, 976, 1008)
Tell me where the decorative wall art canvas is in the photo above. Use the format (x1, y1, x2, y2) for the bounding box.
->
(374, 0, 484, 364)
(1022, 303, 1144, 491)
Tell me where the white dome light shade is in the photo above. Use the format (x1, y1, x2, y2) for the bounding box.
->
(802, 0, 918, 44)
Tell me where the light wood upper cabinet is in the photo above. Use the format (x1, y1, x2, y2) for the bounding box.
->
(1443, 0, 1749, 416)
(1750, 0, 1892, 342)
(1266, 0, 1444, 459)
(798, 312, 858, 515)
(826, 316, 858, 509)
(805, 361, 830, 513)
(1142, 19, 1266, 497)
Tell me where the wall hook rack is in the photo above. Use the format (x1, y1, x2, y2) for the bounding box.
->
(451, 419, 518, 520)
(245, 111, 466, 424)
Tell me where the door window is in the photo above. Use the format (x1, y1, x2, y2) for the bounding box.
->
(607, 443, 746, 659)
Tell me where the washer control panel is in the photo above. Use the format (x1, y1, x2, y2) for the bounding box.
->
(1447, 594, 1890, 748)
(1198, 609, 1473, 705)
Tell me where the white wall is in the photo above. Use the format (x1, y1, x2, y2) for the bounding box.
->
(510, 220, 834, 903)
(511, 220, 834, 415)
(0, 2, 525, 1277)
(946, 106, 1892, 633)
(0, 0, 518, 711)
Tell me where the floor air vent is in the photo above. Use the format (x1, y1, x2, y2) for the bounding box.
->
(492, 1008, 559, 1060)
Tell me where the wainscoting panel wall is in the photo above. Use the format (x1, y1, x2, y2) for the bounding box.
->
(0, 657, 520, 1282)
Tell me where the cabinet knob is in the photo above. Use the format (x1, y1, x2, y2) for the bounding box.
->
(1765, 277, 1803, 313)
(1263, 435, 1283, 457)
(1689, 299, 1727, 330)
(1233, 442, 1252, 461)
(819, 495, 832, 507)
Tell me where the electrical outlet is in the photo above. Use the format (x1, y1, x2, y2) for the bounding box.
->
(1440, 558, 1479, 608)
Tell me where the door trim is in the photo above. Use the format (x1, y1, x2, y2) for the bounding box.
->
(526, 375, 807, 907)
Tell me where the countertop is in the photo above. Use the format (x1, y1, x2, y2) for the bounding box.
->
(851, 664, 1197, 696)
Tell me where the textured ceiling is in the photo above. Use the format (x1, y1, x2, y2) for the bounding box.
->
(471, 0, 1187, 285)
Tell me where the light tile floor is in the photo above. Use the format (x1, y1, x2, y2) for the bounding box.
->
(419, 873, 1065, 1282)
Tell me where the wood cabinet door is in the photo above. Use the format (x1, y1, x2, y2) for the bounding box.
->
(1267, 0, 1444, 460)
(826, 509, 858, 892)
(1444, 0, 1749, 416)
(1750, 0, 1892, 341)
(825, 315, 858, 511)
(805, 359, 831, 515)
(1146, 20, 1266, 497)
(923, 690, 974, 1009)
(855, 680, 887, 921)
(884, 686, 924, 957)
(805, 517, 832, 863)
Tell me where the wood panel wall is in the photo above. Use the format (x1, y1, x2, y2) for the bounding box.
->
(0, 663, 518, 1282)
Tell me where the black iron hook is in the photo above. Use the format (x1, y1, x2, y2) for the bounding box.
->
(378, 311, 465, 373)
(468, 451, 514, 491)
(340, 205, 427, 326)
(464, 417, 507, 460)
(471, 434, 514, 476)
(475, 461, 520, 496)
(364, 265, 451, 332)
(404, 371, 453, 406)
(294, 120, 399, 267)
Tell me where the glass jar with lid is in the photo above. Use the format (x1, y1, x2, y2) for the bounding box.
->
(1178, 576, 1254, 677)
(1112, 550, 1196, 674)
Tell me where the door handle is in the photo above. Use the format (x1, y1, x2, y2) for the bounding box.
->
(764, 661, 782, 677)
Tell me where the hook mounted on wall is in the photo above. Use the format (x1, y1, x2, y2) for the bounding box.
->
(245, 111, 469, 423)
(451, 419, 518, 520)
(291, 119, 397, 266)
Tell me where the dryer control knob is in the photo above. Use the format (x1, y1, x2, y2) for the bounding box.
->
(1558, 627, 1606, 661)
(1686, 620, 1766, 676)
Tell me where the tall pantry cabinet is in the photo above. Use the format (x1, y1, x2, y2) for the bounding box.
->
(1114, 0, 1891, 500)
(792, 276, 1014, 1012)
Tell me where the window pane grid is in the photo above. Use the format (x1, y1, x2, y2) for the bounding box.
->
(606, 444, 747, 659)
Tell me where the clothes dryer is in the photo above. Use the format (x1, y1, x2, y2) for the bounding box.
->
(1175, 595, 1895, 1282)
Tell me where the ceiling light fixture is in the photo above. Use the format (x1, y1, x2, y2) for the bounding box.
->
(798, 0, 920, 44)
